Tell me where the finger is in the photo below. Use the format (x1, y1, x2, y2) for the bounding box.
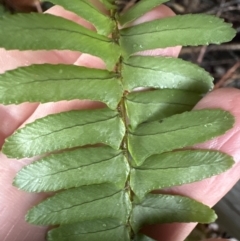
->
(144, 88, 240, 241)
(0, 48, 80, 73)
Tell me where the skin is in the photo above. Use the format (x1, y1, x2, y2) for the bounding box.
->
(0, 3, 240, 241)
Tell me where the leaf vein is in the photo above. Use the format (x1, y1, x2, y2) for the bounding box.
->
(44, 190, 122, 213)
(126, 99, 193, 107)
(28, 153, 122, 178)
(58, 225, 124, 237)
(135, 162, 225, 170)
(8, 28, 111, 43)
(131, 121, 221, 136)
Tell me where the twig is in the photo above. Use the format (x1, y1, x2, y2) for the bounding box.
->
(197, 46, 207, 64)
(214, 61, 240, 89)
(180, 44, 240, 54)
(206, 0, 240, 14)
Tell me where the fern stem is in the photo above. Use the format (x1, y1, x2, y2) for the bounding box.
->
(111, 8, 135, 240)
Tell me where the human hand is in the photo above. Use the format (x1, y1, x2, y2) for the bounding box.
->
(0, 4, 240, 241)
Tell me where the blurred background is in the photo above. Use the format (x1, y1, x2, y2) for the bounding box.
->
(166, 1, 240, 240)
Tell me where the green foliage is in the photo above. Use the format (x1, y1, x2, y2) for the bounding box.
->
(26, 183, 131, 225)
(0, 0, 236, 240)
(128, 109, 234, 165)
(122, 56, 214, 92)
(0, 64, 122, 108)
(125, 89, 202, 128)
(14, 147, 129, 192)
(131, 150, 234, 198)
(118, 0, 169, 25)
(47, 218, 130, 241)
(0, 13, 120, 69)
(120, 14, 236, 55)
(130, 194, 217, 232)
(49, 0, 114, 35)
(3, 108, 125, 158)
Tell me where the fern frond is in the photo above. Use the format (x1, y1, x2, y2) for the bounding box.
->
(0, 1, 236, 240)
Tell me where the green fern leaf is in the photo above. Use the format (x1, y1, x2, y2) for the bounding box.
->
(0, 4, 6, 15)
(49, 0, 114, 35)
(47, 218, 130, 241)
(0, 1, 237, 240)
(118, 0, 169, 25)
(131, 150, 234, 198)
(14, 147, 129, 192)
(134, 234, 157, 241)
(125, 89, 202, 128)
(99, 0, 115, 10)
(130, 193, 217, 232)
(120, 14, 235, 55)
(0, 13, 120, 70)
(0, 64, 122, 109)
(129, 109, 234, 165)
(26, 183, 131, 225)
(3, 108, 125, 158)
(122, 56, 213, 92)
